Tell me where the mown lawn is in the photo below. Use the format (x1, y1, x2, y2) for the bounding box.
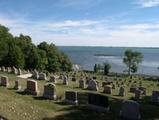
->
(0, 72, 159, 120)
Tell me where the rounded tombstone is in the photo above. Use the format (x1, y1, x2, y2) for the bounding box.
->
(79, 78, 85, 88)
(50, 76, 57, 83)
(119, 86, 125, 96)
(87, 79, 98, 91)
(120, 100, 141, 120)
(43, 83, 56, 100)
(103, 85, 112, 94)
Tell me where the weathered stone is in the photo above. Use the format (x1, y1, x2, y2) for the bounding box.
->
(17, 68, 22, 75)
(135, 89, 141, 100)
(119, 86, 125, 96)
(43, 83, 56, 100)
(49, 75, 58, 83)
(14, 80, 21, 90)
(87, 93, 109, 112)
(151, 91, 159, 103)
(12, 67, 18, 75)
(0, 76, 9, 87)
(103, 85, 112, 94)
(77, 92, 88, 105)
(1, 66, 6, 72)
(32, 70, 39, 79)
(129, 87, 137, 93)
(38, 73, 47, 80)
(63, 76, 68, 85)
(24, 79, 39, 95)
(64, 91, 78, 105)
(87, 80, 98, 91)
(79, 78, 85, 88)
(120, 100, 141, 120)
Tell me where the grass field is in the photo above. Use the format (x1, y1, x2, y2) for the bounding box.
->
(0, 72, 159, 120)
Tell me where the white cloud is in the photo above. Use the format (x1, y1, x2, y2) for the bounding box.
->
(0, 15, 159, 47)
(135, 0, 159, 8)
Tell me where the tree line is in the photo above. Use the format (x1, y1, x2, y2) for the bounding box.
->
(0, 24, 72, 72)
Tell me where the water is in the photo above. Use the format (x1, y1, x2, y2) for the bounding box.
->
(58, 46, 159, 76)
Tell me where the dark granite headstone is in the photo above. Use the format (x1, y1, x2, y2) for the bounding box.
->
(64, 91, 78, 105)
(120, 100, 141, 120)
(77, 92, 88, 105)
(87, 93, 109, 112)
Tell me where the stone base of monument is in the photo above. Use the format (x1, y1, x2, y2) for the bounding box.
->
(64, 99, 78, 105)
(0, 83, 9, 87)
(87, 104, 110, 112)
(24, 89, 40, 96)
(43, 94, 56, 100)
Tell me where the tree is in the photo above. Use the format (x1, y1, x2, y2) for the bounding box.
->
(94, 64, 100, 73)
(123, 49, 143, 75)
(0, 24, 72, 72)
(103, 63, 111, 75)
(2, 40, 25, 68)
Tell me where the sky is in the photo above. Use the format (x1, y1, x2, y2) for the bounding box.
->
(0, 0, 159, 47)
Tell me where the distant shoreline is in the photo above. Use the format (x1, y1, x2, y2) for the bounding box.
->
(58, 46, 159, 49)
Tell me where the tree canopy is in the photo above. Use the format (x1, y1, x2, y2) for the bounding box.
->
(0, 24, 72, 72)
(123, 49, 143, 75)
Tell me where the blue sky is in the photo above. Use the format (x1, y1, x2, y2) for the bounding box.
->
(0, 0, 159, 47)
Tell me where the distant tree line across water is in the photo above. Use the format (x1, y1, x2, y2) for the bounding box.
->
(0, 24, 72, 72)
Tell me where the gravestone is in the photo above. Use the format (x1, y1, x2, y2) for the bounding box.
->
(103, 85, 112, 94)
(38, 73, 47, 80)
(112, 83, 116, 89)
(87, 80, 98, 91)
(77, 92, 88, 105)
(138, 87, 146, 95)
(64, 91, 78, 105)
(24, 79, 39, 95)
(50, 76, 57, 83)
(14, 80, 21, 90)
(120, 100, 141, 120)
(135, 89, 141, 100)
(119, 86, 125, 96)
(0, 76, 9, 87)
(43, 83, 56, 100)
(87, 93, 110, 112)
(151, 91, 159, 103)
(32, 70, 39, 79)
(72, 76, 76, 81)
(12, 67, 18, 75)
(2, 66, 6, 72)
(7, 67, 11, 73)
(63, 76, 68, 85)
(79, 78, 85, 88)
(130, 87, 137, 93)
(17, 68, 22, 75)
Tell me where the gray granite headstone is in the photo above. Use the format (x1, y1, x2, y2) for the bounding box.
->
(0, 76, 9, 87)
(43, 83, 56, 100)
(87, 79, 98, 91)
(120, 100, 141, 120)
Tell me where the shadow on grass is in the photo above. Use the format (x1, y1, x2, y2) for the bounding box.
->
(42, 105, 116, 120)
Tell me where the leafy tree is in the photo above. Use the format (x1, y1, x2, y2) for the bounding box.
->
(103, 63, 111, 75)
(94, 64, 100, 73)
(2, 40, 25, 68)
(0, 24, 72, 72)
(123, 49, 143, 75)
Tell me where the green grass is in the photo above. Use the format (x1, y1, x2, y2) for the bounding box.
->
(0, 72, 159, 120)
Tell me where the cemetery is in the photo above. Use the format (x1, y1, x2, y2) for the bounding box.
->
(0, 67, 159, 120)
